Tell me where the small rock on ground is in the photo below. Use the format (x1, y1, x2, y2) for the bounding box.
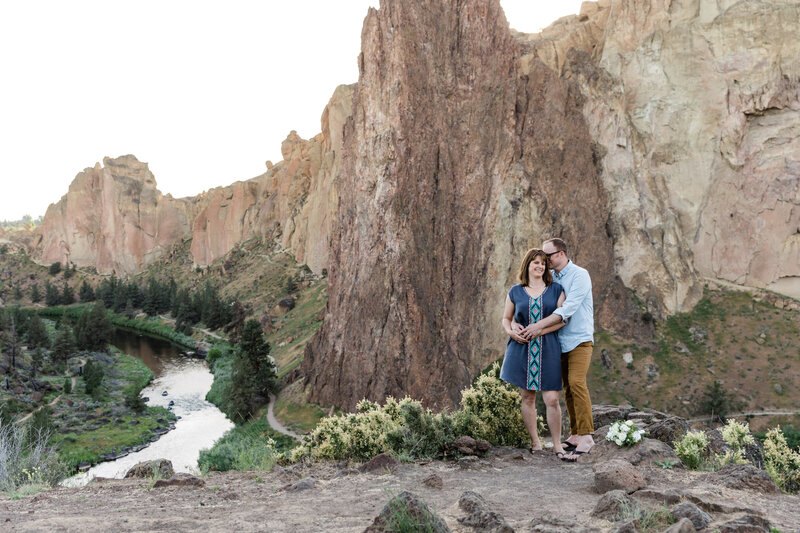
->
(457, 491, 513, 533)
(591, 490, 632, 521)
(593, 459, 646, 494)
(363, 490, 450, 533)
(670, 502, 712, 529)
(358, 453, 400, 473)
(153, 473, 205, 488)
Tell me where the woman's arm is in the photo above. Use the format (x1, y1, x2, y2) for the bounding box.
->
(528, 290, 567, 337)
(502, 295, 527, 344)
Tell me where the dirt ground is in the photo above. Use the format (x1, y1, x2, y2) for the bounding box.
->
(2, 446, 799, 533)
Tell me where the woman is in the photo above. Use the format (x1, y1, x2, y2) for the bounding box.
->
(501, 248, 567, 456)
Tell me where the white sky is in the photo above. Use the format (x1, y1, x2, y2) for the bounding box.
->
(0, 1, 585, 221)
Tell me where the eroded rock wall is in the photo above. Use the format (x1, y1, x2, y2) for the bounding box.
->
(302, 0, 640, 410)
(33, 155, 194, 275)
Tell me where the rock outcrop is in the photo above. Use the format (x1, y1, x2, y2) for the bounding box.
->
(32, 155, 194, 275)
(304, 0, 800, 409)
(31, 86, 353, 276)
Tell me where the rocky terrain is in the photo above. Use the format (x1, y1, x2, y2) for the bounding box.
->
(3, 407, 799, 532)
(5, 0, 799, 411)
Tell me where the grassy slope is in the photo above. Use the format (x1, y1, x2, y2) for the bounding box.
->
(590, 288, 800, 424)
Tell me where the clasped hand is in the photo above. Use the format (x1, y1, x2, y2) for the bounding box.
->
(510, 321, 542, 343)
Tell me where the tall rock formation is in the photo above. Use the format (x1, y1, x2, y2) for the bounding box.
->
(33, 155, 194, 275)
(303, 0, 800, 409)
(32, 86, 353, 276)
(303, 0, 638, 409)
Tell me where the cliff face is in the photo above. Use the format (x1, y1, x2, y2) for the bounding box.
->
(302, 0, 638, 409)
(303, 0, 800, 409)
(33, 155, 194, 275)
(32, 86, 353, 276)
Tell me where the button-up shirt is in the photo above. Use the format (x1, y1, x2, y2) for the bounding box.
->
(552, 260, 594, 352)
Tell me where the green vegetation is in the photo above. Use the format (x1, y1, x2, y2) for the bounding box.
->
(763, 427, 800, 494)
(198, 415, 296, 473)
(377, 491, 444, 533)
(673, 430, 710, 470)
(290, 364, 530, 463)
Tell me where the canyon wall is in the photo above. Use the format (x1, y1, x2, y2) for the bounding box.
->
(303, 0, 800, 409)
(32, 86, 352, 276)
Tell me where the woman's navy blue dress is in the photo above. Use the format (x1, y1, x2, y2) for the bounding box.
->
(500, 283, 564, 391)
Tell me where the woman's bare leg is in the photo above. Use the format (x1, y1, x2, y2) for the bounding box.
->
(542, 390, 564, 454)
(519, 388, 542, 450)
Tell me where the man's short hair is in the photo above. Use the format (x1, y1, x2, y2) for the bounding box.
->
(544, 238, 568, 255)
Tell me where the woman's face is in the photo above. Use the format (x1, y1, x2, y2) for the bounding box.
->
(528, 256, 546, 281)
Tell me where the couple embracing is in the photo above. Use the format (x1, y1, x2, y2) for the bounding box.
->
(500, 238, 595, 461)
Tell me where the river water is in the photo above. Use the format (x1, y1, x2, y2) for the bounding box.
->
(64, 330, 234, 486)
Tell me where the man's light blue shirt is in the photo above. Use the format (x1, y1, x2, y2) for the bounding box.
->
(552, 260, 594, 353)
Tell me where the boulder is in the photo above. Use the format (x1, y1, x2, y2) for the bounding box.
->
(457, 491, 513, 533)
(593, 459, 646, 494)
(708, 463, 779, 493)
(152, 473, 205, 488)
(670, 502, 712, 530)
(363, 491, 450, 533)
(591, 490, 632, 521)
(280, 476, 316, 492)
(717, 514, 772, 533)
(663, 518, 696, 533)
(449, 435, 491, 456)
(358, 453, 399, 474)
(124, 459, 174, 479)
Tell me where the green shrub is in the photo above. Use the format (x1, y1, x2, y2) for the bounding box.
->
(0, 421, 68, 492)
(291, 364, 538, 464)
(460, 365, 530, 447)
(763, 427, 800, 494)
(199, 435, 279, 473)
(206, 347, 223, 366)
(63, 377, 72, 394)
(674, 430, 709, 470)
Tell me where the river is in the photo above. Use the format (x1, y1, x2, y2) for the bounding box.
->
(64, 329, 234, 486)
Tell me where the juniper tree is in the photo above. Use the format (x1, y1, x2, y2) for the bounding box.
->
(26, 313, 49, 350)
(74, 302, 112, 352)
(60, 281, 75, 305)
(78, 280, 95, 302)
(30, 283, 41, 303)
(52, 320, 76, 366)
(44, 281, 60, 307)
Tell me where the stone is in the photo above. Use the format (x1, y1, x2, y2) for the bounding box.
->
(456, 491, 513, 532)
(280, 476, 316, 492)
(633, 488, 681, 505)
(124, 459, 174, 479)
(529, 512, 601, 533)
(709, 463, 778, 493)
(621, 352, 633, 365)
(421, 473, 443, 489)
(31, 391, 44, 402)
(717, 514, 772, 533)
(610, 519, 638, 533)
(591, 490, 632, 521)
(152, 473, 205, 488)
(363, 491, 450, 533)
(670, 502, 712, 530)
(646, 417, 691, 446)
(663, 518, 696, 533)
(449, 435, 491, 456)
(593, 459, 646, 494)
(458, 456, 487, 470)
(358, 453, 399, 474)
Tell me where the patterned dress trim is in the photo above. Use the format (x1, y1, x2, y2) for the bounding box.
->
(526, 285, 548, 390)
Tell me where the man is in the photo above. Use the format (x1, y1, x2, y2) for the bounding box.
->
(513, 238, 594, 460)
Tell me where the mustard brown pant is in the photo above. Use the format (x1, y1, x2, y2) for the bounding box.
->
(561, 341, 594, 435)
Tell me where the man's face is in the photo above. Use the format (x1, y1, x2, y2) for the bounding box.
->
(542, 242, 567, 270)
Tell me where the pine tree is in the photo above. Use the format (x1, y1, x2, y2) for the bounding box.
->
(83, 359, 105, 400)
(30, 283, 41, 303)
(223, 319, 276, 423)
(74, 302, 112, 352)
(26, 313, 50, 350)
(61, 281, 75, 305)
(78, 280, 95, 302)
(45, 281, 60, 306)
(13, 285, 23, 301)
(49, 262, 61, 276)
(52, 320, 76, 366)
(31, 347, 44, 380)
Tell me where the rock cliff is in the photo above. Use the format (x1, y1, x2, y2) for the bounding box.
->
(303, 0, 800, 409)
(31, 86, 353, 276)
(33, 155, 194, 275)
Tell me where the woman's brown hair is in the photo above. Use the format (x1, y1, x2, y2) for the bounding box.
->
(518, 248, 553, 287)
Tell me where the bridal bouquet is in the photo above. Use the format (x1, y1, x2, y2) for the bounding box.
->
(606, 420, 646, 447)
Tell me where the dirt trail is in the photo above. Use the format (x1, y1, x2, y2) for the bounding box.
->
(688, 410, 800, 423)
(17, 362, 83, 424)
(2, 447, 798, 532)
(267, 393, 301, 440)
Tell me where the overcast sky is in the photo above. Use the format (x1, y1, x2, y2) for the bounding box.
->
(0, 1, 585, 221)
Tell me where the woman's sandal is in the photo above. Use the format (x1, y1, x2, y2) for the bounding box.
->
(556, 451, 568, 460)
(560, 450, 588, 462)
